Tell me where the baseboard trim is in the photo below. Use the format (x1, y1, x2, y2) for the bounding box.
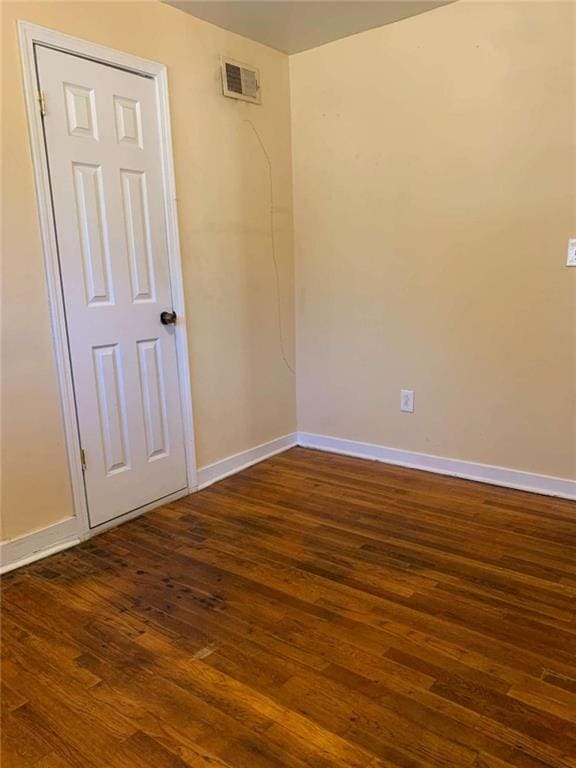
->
(0, 490, 191, 575)
(198, 432, 298, 490)
(0, 517, 81, 575)
(1, 433, 298, 574)
(4, 430, 571, 574)
(297, 432, 576, 501)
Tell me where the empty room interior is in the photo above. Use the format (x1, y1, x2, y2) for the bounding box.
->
(1, 0, 576, 765)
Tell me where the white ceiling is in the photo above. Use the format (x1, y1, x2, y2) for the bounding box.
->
(164, 0, 452, 54)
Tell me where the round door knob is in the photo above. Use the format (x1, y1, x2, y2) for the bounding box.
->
(160, 311, 177, 325)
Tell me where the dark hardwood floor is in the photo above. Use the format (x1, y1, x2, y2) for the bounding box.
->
(2, 447, 576, 768)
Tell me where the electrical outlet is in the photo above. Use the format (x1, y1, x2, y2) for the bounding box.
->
(567, 239, 576, 267)
(400, 389, 415, 413)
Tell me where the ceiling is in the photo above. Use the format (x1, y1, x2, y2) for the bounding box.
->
(164, 0, 452, 54)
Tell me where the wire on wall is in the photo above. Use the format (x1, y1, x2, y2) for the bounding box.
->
(244, 119, 295, 376)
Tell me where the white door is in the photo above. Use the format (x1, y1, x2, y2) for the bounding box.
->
(36, 45, 188, 527)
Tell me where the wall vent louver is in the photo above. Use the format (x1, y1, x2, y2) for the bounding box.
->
(221, 58, 261, 104)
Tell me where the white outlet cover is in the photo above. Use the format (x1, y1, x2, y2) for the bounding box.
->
(567, 238, 576, 266)
(400, 389, 415, 413)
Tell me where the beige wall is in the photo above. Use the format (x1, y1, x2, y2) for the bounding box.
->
(1, 1, 296, 540)
(290, 0, 576, 480)
(3, 0, 575, 544)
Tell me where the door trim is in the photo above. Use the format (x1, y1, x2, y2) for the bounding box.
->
(18, 21, 198, 538)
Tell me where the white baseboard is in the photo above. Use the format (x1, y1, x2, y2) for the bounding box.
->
(3, 430, 571, 575)
(297, 432, 576, 501)
(0, 490, 190, 575)
(198, 432, 298, 490)
(0, 517, 81, 575)
(0, 433, 298, 574)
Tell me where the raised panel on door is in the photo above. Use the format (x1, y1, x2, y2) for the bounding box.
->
(92, 344, 131, 474)
(64, 83, 98, 140)
(72, 162, 115, 306)
(120, 169, 156, 303)
(137, 338, 170, 461)
(36, 44, 189, 527)
(114, 96, 143, 147)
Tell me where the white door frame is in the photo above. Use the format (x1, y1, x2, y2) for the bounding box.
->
(18, 21, 198, 537)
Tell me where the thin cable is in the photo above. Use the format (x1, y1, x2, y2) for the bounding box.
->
(244, 119, 295, 375)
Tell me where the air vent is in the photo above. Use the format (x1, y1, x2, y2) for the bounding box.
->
(221, 57, 261, 104)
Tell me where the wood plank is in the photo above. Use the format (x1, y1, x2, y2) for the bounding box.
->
(2, 447, 575, 768)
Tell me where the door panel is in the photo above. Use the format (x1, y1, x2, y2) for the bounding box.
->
(121, 170, 156, 302)
(64, 83, 98, 139)
(114, 96, 142, 147)
(137, 338, 170, 461)
(73, 162, 114, 306)
(93, 344, 131, 475)
(36, 45, 188, 527)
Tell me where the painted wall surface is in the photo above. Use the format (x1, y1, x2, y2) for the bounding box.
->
(3, 0, 575, 546)
(290, 0, 576, 480)
(1, 1, 296, 540)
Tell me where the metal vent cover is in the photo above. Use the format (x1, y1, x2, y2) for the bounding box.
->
(221, 57, 261, 104)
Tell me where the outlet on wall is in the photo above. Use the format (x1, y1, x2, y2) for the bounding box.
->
(567, 239, 576, 267)
(400, 389, 415, 413)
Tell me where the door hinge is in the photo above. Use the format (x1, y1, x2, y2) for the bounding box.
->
(38, 90, 46, 117)
(80, 448, 87, 470)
